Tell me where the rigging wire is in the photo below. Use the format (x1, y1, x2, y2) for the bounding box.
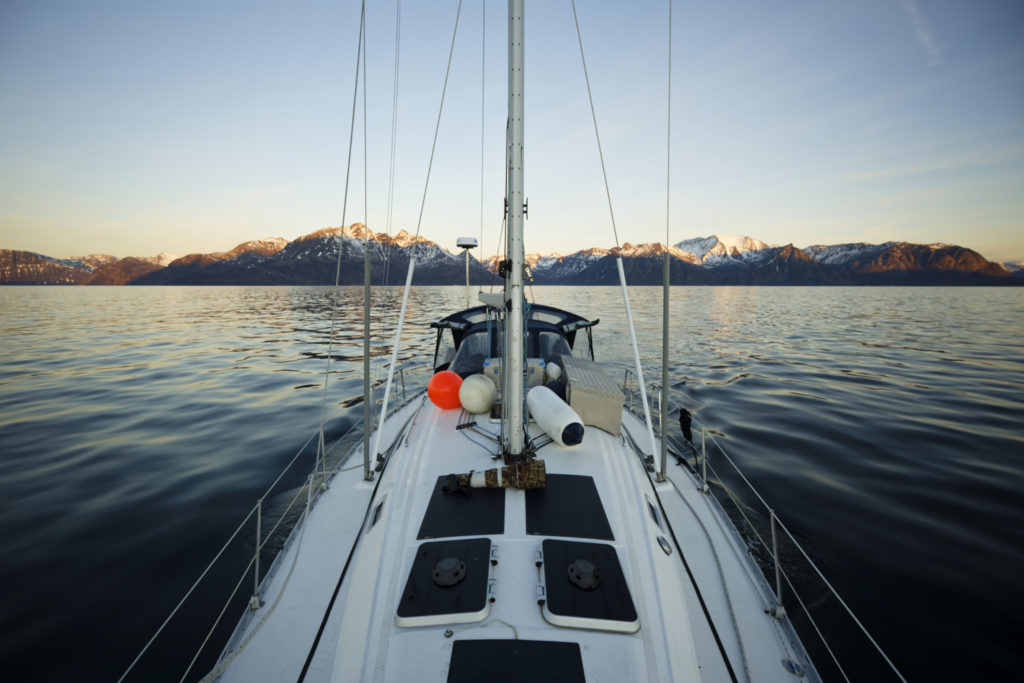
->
(487, 117, 511, 293)
(383, 0, 403, 288)
(373, 0, 464, 464)
(569, 0, 659, 460)
(316, 0, 366, 490)
(658, 0, 673, 482)
(361, 0, 373, 481)
(367, 0, 404, 435)
(569, 0, 620, 250)
(479, 0, 486, 274)
(665, 0, 672, 252)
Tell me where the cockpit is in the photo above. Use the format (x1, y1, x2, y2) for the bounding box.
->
(430, 303, 598, 377)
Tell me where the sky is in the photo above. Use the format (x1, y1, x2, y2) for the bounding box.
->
(1, 0, 1022, 264)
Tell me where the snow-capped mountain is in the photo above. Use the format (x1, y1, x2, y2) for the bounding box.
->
(801, 241, 1008, 281)
(72, 254, 120, 270)
(222, 239, 287, 260)
(803, 242, 891, 266)
(1000, 261, 1023, 275)
(514, 236, 1013, 285)
(0, 251, 92, 284)
(131, 224, 490, 286)
(528, 248, 612, 283)
(673, 234, 773, 263)
(2, 228, 1018, 286)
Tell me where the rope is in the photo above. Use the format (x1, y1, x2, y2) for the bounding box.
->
(373, 0, 464, 463)
(665, 472, 752, 682)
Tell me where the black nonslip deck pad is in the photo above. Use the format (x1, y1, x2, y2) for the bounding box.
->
(525, 474, 614, 540)
(397, 538, 492, 619)
(417, 475, 505, 539)
(542, 539, 637, 623)
(447, 639, 585, 683)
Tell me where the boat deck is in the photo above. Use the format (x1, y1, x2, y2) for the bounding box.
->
(211, 395, 817, 682)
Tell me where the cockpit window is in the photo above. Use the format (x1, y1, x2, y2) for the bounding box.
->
(450, 329, 500, 375)
(530, 310, 564, 324)
(535, 330, 568, 360)
(449, 328, 572, 376)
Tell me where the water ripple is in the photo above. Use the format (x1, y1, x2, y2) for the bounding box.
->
(0, 285, 1021, 681)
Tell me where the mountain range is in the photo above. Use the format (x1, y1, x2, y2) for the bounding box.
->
(2, 225, 1021, 286)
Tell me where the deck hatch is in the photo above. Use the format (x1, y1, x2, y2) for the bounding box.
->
(525, 474, 613, 540)
(396, 538, 493, 627)
(446, 639, 585, 683)
(417, 475, 505, 539)
(539, 539, 639, 632)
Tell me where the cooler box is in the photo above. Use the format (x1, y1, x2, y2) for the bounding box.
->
(560, 356, 624, 436)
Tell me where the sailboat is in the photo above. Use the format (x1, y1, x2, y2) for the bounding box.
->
(202, 2, 816, 679)
(117, 2, 908, 682)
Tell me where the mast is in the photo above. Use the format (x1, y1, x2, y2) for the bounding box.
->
(504, 0, 526, 458)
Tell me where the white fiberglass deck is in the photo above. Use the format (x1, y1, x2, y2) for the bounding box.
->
(210, 396, 816, 683)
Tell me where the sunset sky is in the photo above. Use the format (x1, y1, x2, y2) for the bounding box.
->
(1, 0, 1022, 263)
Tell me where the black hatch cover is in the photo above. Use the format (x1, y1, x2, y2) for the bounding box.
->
(526, 474, 613, 540)
(397, 538, 492, 623)
(418, 475, 505, 540)
(542, 539, 638, 630)
(447, 639, 585, 683)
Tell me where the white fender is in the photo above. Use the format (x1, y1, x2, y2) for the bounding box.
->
(459, 373, 498, 414)
(527, 385, 584, 447)
(545, 361, 562, 381)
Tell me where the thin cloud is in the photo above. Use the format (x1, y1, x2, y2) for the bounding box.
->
(842, 142, 1024, 182)
(898, 0, 944, 66)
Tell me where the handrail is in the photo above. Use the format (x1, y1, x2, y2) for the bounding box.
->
(116, 427, 321, 683)
(118, 365, 430, 682)
(622, 379, 908, 683)
(116, 505, 258, 683)
(713, 442, 911, 683)
(623, 368, 635, 412)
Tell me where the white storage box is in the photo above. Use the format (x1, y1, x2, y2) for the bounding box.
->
(482, 357, 547, 390)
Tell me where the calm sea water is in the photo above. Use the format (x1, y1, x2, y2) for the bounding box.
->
(1, 285, 1021, 681)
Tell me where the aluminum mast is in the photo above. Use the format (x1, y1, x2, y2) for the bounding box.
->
(503, 0, 526, 458)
